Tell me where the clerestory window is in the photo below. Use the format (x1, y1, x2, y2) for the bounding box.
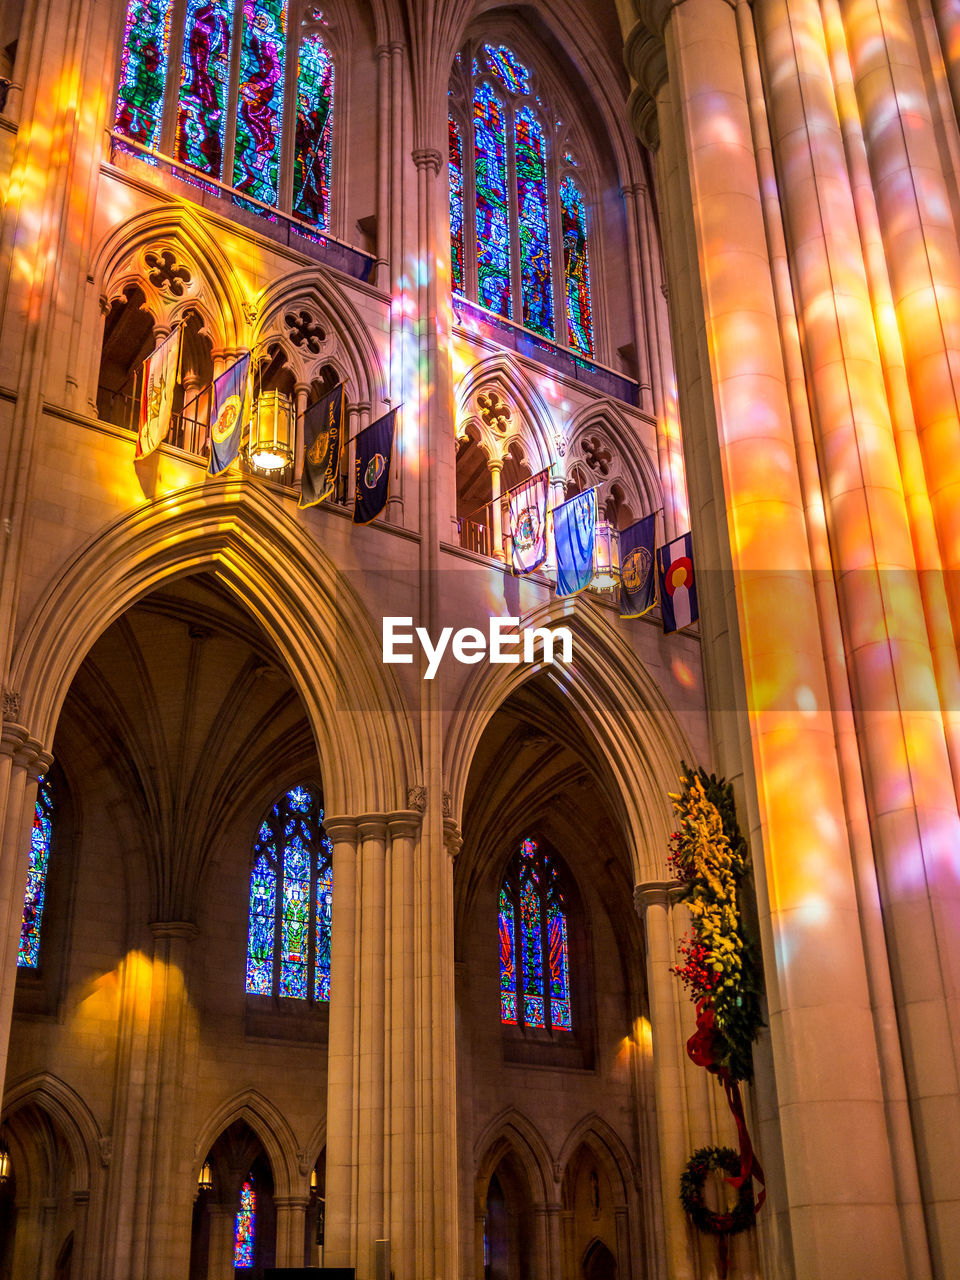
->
(499, 837, 572, 1031)
(449, 42, 594, 355)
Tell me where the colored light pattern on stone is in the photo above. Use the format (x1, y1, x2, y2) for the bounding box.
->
(18, 777, 53, 968)
(115, 0, 174, 149)
(176, 0, 234, 178)
(482, 43, 531, 95)
(561, 177, 593, 355)
(234, 1179, 255, 1267)
(499, 885, 517, 1023)
(499, 838, 571, 1031)
(449, 116, 465, 294)
(233, 0, 288, 208)
(515, 107, 553, 338)
(244, 785, 333, 1000)
(474, 82, 511, 318)
(293, 33, 334, 228)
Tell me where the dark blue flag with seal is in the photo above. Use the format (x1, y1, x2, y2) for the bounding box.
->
(207, 352, 250, 475)
(554, 488, 597, 597)
(299, 383, 345, 508)
(353, 409, 396, 524)
(619, 512, 657, 617)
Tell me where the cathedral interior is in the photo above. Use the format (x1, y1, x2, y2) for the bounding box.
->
(0, 0, 959, 1277)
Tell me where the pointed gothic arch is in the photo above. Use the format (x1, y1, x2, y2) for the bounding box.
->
(192, 1089, 299, 1201)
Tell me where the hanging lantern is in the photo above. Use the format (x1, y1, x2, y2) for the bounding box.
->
(0, 1145, 10, 1186)
(197, 1160, 214, 1193)
(248, 389, 295, 471)
(592, 519, 621, 590)
(310, 1167, 318, 1195)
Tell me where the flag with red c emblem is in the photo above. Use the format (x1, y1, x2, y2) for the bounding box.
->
(657, 532, 698, 633)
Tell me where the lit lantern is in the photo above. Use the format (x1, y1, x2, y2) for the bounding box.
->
(197, 1160, 213, 1193)
(0, 1145, 10, 1186)
(592, 519, 621, 590)
(248, 390, 295, 471)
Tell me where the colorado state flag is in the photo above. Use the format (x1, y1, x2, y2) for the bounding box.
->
(619, 513, 657, 617)
(299, 383, 345, 508)
(353, 409, 396, 524)
(207, 352, 250, 475)
(554, 488, 597, 598)
(657, 532, 699, 633)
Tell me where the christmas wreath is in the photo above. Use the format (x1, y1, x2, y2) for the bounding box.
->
(680, 1146, 757, 1237)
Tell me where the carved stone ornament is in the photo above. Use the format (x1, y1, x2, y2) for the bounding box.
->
(407, 785, 427, 812)
(100, 1136, 113, 1167)
(442, 791, 453, 818)
(285, 309, 327, 353)
(582, 434, 612, 476)
(144, 249, 191, 297)
(477, 390, 513, 434)
(554, 429, 567, 459)
(2, 689, 21, 719)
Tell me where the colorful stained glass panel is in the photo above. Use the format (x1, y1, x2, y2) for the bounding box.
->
(245, 852, 276, 994)
(115, 0, 174, 149)
(482, 44, 531, 95)
(473, 83, 511, 318)
(280, 832, 309, 997)
(314, 837, 333, 1002)
(561, 177, 593, 355)
(18, 778, 53, 968)
(499, 884, 517, 1023)
(234, 1179, 256, 1267)
(176, 0, 234, 178)
(519, 847, 544, 1028)
(233, 0, 288, 208)
(449, 116, 465, 294)
(515, 107, 553, 338)
(548, 905, 571, 1029)
(293, 33, 335, 229)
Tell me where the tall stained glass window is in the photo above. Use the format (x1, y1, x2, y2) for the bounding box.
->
(499, 839, 572, 1032)
(114, 3, 335, 231)
(18, 777, 54, 969)
(449, 42, 594, 354)
(473, 82, 511, 319)
(245, 784, 333, 1002)
(561, 177, 593, 356)
(234, 1177, 256, 1268)
(448, 117, 465, 294)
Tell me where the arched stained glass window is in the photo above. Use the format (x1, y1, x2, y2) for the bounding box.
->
(115, 2, 335, 231)
(18, 777, 54, 969)
(499, 838, 572, 1031)
(115, 0, 175, 150)
(448, 117, 465, 294)
(234, 1177, 256, 1268)
(473, 82, 511, 319)
(561, 177, 593, 356)
(245, 784, 333, 1001)
(450, 42, 594, 354)
(515, 106, 552, 338)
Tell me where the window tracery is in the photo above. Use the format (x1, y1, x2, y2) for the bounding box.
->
(499, 838, 572, 1031)
(115, 1, 335, 231)
(449, 41, 594, 355)
(245, 784, 333, 1001)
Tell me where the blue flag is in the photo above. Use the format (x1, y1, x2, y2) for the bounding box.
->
(554, 489, 597, 597)
(207, 353, 250, 475)
(619, 513, 657, 617)
(657, 532, 699, 633)
(299, 383, 345, 508)
(353, 409, 396, 524)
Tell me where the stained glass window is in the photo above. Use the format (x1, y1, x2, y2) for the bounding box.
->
(482, 43, 532, 95)
(18, 777, 54, 969)
(233, 0, 288, 208)
(514, 107, 553, 338)
(474, 82, 511, 318)
(176, 0, 234, 179)
(293, 33, 334, 228)
(449, 117, 465, 295)
(234, 1178, 256, 1268)
(244, 784, 333, 1001)
(498, 839, 572, 1031)
(115, 0, 174, 150)
(561, 177, 593, 355)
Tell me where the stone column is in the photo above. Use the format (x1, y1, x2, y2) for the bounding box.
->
(293, 382, 309, 483)
(274, 1194, 309, 1267)
(0, 721, 50, 1092)
(206, 1204, 236, 1280)
(489, 458, 504, 560)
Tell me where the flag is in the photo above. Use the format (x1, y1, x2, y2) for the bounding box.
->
(207, 352, 251, 475)
(554, 488, 597, 597)
(509, 472, 549, 575)
(135, 326, 181, 459)
(353, 409, 396, 524)
(299, 383, 345, 508)
(619, 513, 657, 617)
(658, 532, 699, 632)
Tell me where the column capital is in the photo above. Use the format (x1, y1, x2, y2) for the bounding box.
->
(633, 878, 682, 915)
(443, 817, 462, 860)
(323, 815, 357, 842)
(149, 920, 198, 942)
(412, 147, 443, 176)
(356, 813, 388, 840)
(0, 721, 53, 777)
(274, 1194, 311, 1210)
(388, 810, 423, 840)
